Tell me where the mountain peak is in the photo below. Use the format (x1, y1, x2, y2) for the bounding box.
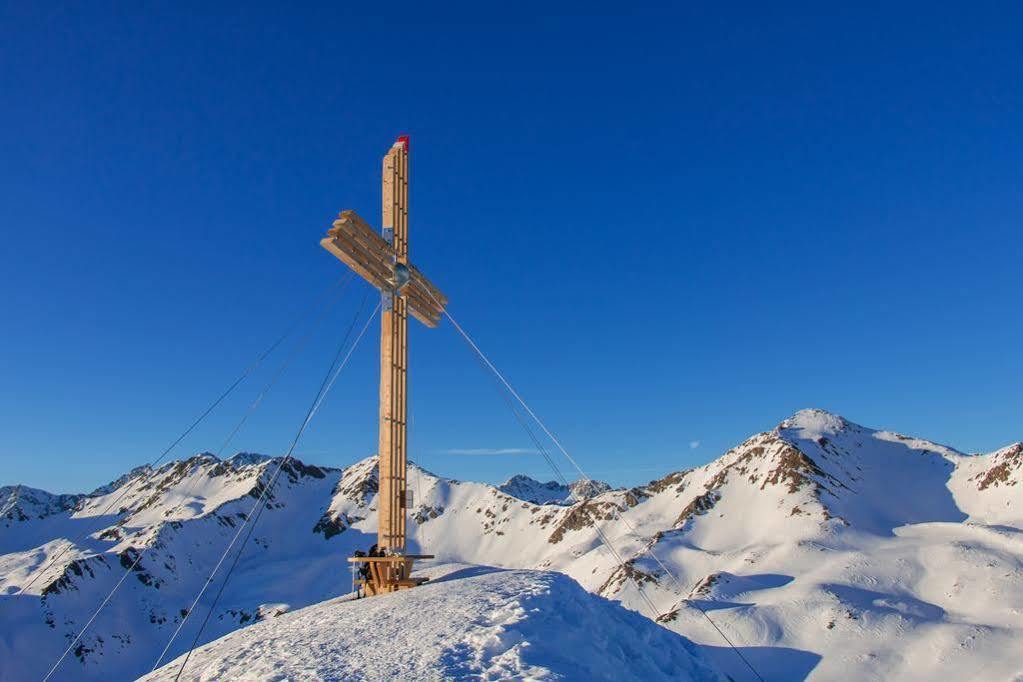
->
(227, 452, 271, 466)
(778, 408, 852, 435)
(499, 474, 611, 505)
(88, 464, 153, 497)
(501, 474, 564, 491)
(1, 485, 83, 523)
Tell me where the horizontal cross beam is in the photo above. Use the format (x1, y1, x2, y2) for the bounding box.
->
(320, 210, 446, 327)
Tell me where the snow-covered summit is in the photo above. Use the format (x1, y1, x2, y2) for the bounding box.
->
(0, 485, 82, 525)
(778, 407, 851, 435)
(142, 566, 725, 682)
(227, 451, 272, 466)
(498, 474, 612, 505)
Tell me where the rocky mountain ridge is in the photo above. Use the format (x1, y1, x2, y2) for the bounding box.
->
(497, 474, 613, 505)
(1, 409, 1020, 681)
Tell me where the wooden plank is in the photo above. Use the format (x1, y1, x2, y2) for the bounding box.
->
(379, 303, 396, 550)
(405, 283, 444, 316)
(328, 230, 391, 277)
(347, 556, 432, 563)
(319, 238, 388, 292)
(407, 306, 439, 329)
(406, 304, 441, 327)
(323, 249, 442, 327)
(378, 143, 404, 552)
(329, 230, 394, 284)
(398, 141, 408, 259)
(333, 210, 393, 261)
(370, 561, 384, 595)
(409, 265, 448, 307)
(327, 209, 444, 323)
(326, 228, 442, 326)
(392, 140, 409, 550)
(349, 557, 400, 563)
(406, 305, 440, 327)
(404, 289, 442, 325)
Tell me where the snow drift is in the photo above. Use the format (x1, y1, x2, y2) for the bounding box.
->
(142, 566, 724, 681)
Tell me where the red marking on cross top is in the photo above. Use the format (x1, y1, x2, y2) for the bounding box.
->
(396, 135, 410, 151)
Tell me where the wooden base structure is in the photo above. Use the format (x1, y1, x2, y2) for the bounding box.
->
(322, 137, 447, 597)
(347, 554, 434, 597)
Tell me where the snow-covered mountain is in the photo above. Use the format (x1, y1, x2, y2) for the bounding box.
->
(1, 486, 83, 525)
(1, 409, 1021, 681)
(498, 474, 613, 505)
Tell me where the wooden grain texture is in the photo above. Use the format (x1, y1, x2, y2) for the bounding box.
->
(320, 137, 448, 596)
(378, 142, 409, 552)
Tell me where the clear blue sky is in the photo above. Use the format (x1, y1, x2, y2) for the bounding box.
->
(1, 3, 1020, 493)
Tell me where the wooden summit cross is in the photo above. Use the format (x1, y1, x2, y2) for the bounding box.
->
(322, 136, 446, 596)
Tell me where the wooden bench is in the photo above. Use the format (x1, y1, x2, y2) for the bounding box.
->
(348, 554, 434, 597)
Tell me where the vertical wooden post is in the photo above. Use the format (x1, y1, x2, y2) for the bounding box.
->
(378, 137, 410, 552)
(330, 136, 440, 595)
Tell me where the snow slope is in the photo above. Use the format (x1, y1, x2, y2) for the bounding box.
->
(2, 409, 1021, 681)
(0, 455, 347, 682)
(142, 565, 724, 682)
